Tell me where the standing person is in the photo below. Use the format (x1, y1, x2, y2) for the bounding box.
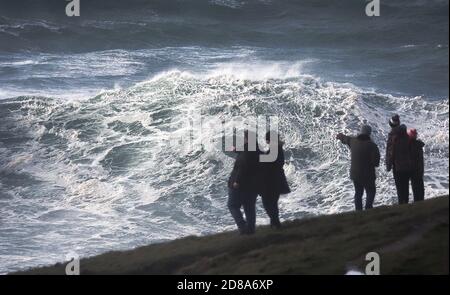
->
(336, 125, 380, 211)
(260, 131, 290, 229)
(385, 114, 411, 203)
(389, 124, 413, 204)
(385, 114, 401, 172)
(408, 128, 425, 202)
(227, 131, 261, 235)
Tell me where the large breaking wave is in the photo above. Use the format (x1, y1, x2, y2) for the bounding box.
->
(0, 0, 448, 274)
(0, 63, 448, 273)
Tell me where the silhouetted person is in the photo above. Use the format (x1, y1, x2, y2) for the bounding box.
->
(227, 131, 261, 235)
(385, 114, 411, 203)
(408, 128, 425, 202)
(260, 131, 290, 229)
(337, 125, 380, 211)
(388, 124, 413, 204)
(386, 114, 401, 173)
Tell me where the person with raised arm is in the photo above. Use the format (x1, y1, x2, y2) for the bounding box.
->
(336, 125, 380, 211)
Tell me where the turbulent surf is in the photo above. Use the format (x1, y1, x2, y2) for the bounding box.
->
(0, 0, 448, 273)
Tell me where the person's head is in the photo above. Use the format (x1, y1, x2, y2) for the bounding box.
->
(398, 124, 407, 136)
(407, 128, 418, 140)
(359, 125, 372, 137)
(389, 114, 400, 128)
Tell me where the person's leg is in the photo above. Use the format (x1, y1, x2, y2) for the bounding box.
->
(261, 194, 273, 221)
(270, 194, 281, 228)
(262, 193, 281, 227)
(353, 181, 364, 211)
(242, 193, 257, 234)
(411, 174, 425, 202)
(395, 171, 410, 204)
(261, 193, 273, 227)
(393, 170, 402, 204)
(227, 188, 246, 234)
(402, 172, 411, 204)
(364, 181, 376, 210)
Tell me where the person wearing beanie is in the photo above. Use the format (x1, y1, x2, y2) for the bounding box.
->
(389, 114, 400, 128)
(407, 128, 417, 139)
(386, 114, 401, 172)
(408, 128, 425, 202)
(336, 125, 380, 211)
(390, 124, 414, 204)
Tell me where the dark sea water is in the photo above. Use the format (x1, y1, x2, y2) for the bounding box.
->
(0, 0, 448, 273)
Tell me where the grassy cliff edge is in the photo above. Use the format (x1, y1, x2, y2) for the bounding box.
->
(12, 196, 449, 275)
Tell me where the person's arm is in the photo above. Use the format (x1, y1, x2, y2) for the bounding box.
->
(336, 133, 352, 147)
(385, 134, 393, 171)
(419, 141, 425, 176)
(373, 143, 381, 168)
(234, 152, 248, 188)
(274, 146, 285, 169)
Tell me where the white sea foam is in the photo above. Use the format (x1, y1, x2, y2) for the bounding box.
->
(0, 61, 448, 273)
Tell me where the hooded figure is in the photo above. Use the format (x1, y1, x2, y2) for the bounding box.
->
(260, 131, 290, 228)
(337, 125, 380, 211)
(407, 128, 425, 202)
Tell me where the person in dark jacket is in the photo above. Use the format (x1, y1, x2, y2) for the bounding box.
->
(385, 114, 401, 172)
(227, 131, 261, 235)
(337, 125, 380, 211)
(385, 115, 414, 204)
(407, 128, 425, 202)
(260, 131, 291, 229)
(390, 124, 413, 204)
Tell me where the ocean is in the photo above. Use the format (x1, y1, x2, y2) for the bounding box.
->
(0, 0, 448, 273)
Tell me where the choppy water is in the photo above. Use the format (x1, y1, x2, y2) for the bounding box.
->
(0, 0, 448, 273)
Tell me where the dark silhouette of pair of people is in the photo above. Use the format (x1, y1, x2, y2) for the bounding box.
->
(336, 114, 425, 211)
(386, 115, 425, 204)
(227, 131, 290, 235)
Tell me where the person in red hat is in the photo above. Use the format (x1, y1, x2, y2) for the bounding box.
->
(408, 128, 425, 202)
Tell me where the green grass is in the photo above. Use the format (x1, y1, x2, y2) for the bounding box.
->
(13, 195, 449, 275)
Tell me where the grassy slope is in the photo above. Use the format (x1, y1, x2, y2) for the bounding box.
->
(13, 196, 449, 275)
